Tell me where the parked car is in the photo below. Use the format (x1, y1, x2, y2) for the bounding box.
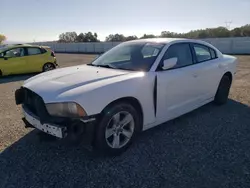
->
(0, 44, 57, 76)
(15, 38, 237, 155)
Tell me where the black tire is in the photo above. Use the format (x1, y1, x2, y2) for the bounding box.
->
(43, 63, 55, 72)
(0, 70, 2, 76)
(94, 102, 141, 156)
(214, 75, 232, 105)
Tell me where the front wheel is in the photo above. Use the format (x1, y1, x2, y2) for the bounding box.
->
(95, 103, 141, 156)
(214, 75, 232, 105)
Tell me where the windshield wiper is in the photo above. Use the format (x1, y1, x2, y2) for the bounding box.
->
(86, 63, 96, 66)
(87, 63, 116, 69)
(87, 63, 136, 71)
(97, 64, 116, 69)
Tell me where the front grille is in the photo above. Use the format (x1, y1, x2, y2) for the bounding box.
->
(23, 88, 40, 116)
(21, 88, 49, 121)
(16, 87, 69, 125)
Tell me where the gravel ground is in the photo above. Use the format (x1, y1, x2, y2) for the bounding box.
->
(0, 54, 250, 188)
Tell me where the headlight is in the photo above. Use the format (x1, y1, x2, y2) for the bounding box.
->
(46, 102, 86, 117)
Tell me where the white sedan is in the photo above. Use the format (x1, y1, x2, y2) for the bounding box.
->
(15, 38, 237, 155)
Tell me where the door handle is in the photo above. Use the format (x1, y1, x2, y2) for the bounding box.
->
(218, 64, 223, 69)
(193, 73, 198, 78)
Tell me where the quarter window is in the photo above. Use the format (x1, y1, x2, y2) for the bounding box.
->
(193, 44, 217, 63)
(162, 43, 193, 69)
(40, 48, 47, 53)
(27, 48, 42, 55)
(210, 48, 217, 59)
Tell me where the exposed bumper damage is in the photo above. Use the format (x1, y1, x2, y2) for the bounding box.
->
(15, 87, 99, 147)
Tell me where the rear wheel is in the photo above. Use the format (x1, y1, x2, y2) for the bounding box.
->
(95, 102, 141, 156)
(214, 75, 232, 105)
(0, 70, 2, 76)
(43, 63, 55, 72)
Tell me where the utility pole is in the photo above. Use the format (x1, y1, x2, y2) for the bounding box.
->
(225, 21, 232, 30)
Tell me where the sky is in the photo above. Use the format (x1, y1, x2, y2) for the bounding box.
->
(1, 0, 250, 42)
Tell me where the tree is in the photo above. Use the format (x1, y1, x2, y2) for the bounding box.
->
(240, 24, 250, 37)
(57, 24, 250, 44)
(58, 32, 77, 43)
(210, 27, 230, 38)
(125, 35, 138, 41)
(0, 34, 6, 44)
(76, 33, 85, 42)
(83, 32, 99, 42)
(59, 32, 99, 43)
(105, 34, 126, 42)
(76, 32, 99, 42)
(231, 28, 242, 37)
(140, 34, 157, 39)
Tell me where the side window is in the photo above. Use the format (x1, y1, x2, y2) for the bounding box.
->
(4, 48, 25, 58)
(210, 48, 217, 59)
(163, 43, 193, 69)
(193, 44, 212, 62)
(27, 48, 42, 56)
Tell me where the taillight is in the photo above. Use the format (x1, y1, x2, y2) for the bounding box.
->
(51, 51, 55, 57)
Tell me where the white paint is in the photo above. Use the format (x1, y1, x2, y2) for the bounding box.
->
(23, 38, 237, 132)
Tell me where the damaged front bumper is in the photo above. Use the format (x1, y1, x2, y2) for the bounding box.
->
(16, 87, 99, 146)
(22, 105, 99, 145)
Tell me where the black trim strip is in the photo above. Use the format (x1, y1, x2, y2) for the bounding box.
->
(153, 75, 157, 117)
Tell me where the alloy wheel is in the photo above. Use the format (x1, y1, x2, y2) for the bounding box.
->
(105, 111, 135, 149)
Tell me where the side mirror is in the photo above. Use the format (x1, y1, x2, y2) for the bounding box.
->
(162, 57, 177, 70)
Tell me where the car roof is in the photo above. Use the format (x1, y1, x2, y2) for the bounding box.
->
(0, 44, 46, 52)
(124, 38, 188, 44)
(12, 44, 41, 48)
(123, 38, 213, 46)
(123, 38, 220, 51)
(5, 44, 42, 49)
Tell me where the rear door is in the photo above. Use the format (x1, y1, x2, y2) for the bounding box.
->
(25, 47, 46, 72)
(0, 47, 27, 75)
(190, 43, 222, 100)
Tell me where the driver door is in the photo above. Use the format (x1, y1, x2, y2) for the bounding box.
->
(156, 43, 202, 121)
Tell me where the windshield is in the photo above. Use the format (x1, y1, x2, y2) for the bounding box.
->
(90, 42, 164, 71)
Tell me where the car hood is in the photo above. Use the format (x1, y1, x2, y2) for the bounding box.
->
(23, 65, 134, 101)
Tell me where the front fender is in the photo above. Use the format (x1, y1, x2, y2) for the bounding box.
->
(74, 73, 156, 126)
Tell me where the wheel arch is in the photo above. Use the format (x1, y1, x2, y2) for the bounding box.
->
(100, 97, 144, 131)
(214, 71, 233, 99)
(42, 62, 56, 71)
(223, 71, 233, 83)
